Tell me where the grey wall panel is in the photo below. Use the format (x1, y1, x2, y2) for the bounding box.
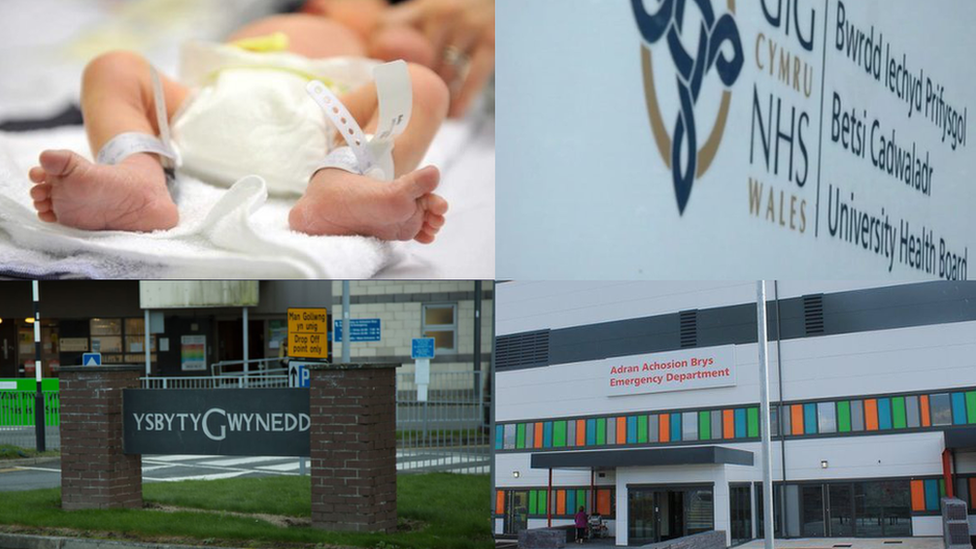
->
(499, 282, 976, 371)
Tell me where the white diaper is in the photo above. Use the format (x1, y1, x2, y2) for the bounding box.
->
(170, 41, 379, 195)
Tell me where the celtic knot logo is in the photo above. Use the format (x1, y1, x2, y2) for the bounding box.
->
(633, 0, 744, 214)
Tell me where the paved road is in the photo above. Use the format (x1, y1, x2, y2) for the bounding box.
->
(0, 449, 488, 492)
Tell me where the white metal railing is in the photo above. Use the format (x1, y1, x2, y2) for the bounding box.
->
(211, 357, 288, 377)
(140, 375, 289, 389)
(395, 370, 490, 474)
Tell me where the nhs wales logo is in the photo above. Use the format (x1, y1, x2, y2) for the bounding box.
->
(632, 0, 744, 213)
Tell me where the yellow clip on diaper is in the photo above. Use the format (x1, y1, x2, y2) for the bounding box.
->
(231, 32, 289, 53)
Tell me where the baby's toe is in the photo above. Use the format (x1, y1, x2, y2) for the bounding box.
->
(426, 212, 445, 230)
(414, 230, 436, 244)
(30, 183, 52, 202)
(29, 167, 47, 184)
(33, 199, 53, 213)
(39, 149, 83, 177)
(37, 210, 57, 223)
(425, 194, 448, 216)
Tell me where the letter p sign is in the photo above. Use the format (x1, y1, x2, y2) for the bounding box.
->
(289, 362, 312, 388)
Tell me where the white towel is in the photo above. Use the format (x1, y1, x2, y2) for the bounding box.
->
(0, 127, 399, 278)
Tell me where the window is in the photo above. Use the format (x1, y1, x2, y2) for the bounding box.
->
(930, 393, 953, 426)
(503, 424, 516, 449)
(422, 303, 457, 353)
(89, 318, 157, 365)
(817, 402, 837, 433)
(682, 411, 697, 440)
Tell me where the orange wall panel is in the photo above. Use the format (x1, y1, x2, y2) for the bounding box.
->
(864, 399, 879, 431)
(597, 489, 611, 515)
(723, 409, 735, 439)
(920, 396, 931, 427)
(910, 480, 925, 512)
(791, 405, 804, 435)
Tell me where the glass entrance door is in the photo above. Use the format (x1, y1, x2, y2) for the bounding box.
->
(827, 484, 854, 536)
(628, 487, 712, 546)
(628, 489, 658, 545)
(801, 485, 825, 537)
(504, 490, 528, 535)
(730, 485, 752, 545)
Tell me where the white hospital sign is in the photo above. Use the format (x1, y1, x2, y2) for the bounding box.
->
(606, 345, 736, 397)
(500, 0, 976, 279)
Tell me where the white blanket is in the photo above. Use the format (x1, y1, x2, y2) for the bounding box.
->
(0, 127, 398, 278)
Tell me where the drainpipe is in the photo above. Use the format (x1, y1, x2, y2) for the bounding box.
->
(548, 468, 553, 528)
(757, 281, 774, 549)
(591, 468, 596, 513)
(774, 281, 787, 531)
(942, 449, 954, 498)
(474, 281, 482, 395)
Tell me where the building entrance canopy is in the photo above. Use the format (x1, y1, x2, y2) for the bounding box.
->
(944, 427, 976, 451)
(529, 446, 753, 470)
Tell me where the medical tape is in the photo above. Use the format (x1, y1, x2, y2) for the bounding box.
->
(95, 65, 177, 170)
(306, 60, 412, 181)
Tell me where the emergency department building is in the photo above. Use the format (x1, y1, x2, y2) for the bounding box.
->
(492, 282, 976, 546)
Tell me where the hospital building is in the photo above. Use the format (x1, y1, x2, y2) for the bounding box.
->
(492, 281, 976, 546)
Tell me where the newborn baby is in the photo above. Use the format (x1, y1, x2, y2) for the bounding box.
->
(27, 13, 448, 244)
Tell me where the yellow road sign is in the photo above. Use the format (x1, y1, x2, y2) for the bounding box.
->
(287, 308, 329, 359)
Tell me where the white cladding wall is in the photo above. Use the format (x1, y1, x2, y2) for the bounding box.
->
(496, 320, 976, 422)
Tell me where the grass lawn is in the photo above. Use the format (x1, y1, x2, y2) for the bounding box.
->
(0, 444, 59, 460)
(0, 473, 492, 549)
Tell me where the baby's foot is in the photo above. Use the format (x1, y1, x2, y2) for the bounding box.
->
(289, 165, 448, 243)
(28, 150, 178, 231)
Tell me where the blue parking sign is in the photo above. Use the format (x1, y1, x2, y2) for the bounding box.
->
(288, 362, 312, 388)
(411, 338, 435, 359)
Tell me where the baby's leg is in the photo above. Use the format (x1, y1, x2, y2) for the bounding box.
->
(289, 64, 450, 243)
(29, 51, 187, 231)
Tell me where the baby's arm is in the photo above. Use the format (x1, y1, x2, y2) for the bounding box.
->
(302, 0, 388, 40)
(302, 0, 436, 66)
